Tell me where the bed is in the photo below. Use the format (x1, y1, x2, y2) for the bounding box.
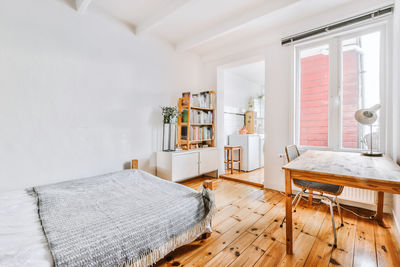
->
(0, 160, 215, 267)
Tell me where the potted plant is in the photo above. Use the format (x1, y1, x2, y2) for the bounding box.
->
(161, 106, 179, 151)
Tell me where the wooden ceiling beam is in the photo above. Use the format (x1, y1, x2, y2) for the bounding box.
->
(176, 0, 300, 51)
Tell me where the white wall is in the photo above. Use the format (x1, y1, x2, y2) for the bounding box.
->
(224, 71, 263, 110)
(0, 0, 202, 192)
(391, 0, 400, 229)
(263, 43, 292, 191)
(223, 71, 263, 144)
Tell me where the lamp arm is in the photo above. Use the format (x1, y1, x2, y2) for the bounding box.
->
(369, 104, 381, 112)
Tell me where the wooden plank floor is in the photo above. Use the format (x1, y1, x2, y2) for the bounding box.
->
(155, 178, 400, 267)
(220, 168, 264, 187)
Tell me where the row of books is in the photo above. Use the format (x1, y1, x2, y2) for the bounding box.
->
(190, 110, 213, 124)
(190, 126, 212, 141)
(190, 91, 215, 109)
(181, 126, 213, 141)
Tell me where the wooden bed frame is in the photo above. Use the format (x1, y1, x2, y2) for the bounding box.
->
(131, 159, 213, 239)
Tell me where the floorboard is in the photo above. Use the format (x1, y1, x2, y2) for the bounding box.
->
(155, 178, 400, 267)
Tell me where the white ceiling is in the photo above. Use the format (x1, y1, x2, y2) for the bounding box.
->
(80, 0, 393, 60)
(94, 0, 166, 25)
(227, 61, 265, 86)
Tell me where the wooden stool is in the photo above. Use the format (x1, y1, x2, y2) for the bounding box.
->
(224, 146, 241, 174)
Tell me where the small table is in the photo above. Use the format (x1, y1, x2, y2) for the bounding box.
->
(282, 150, 400, 255)
(224, 146, 241, 174)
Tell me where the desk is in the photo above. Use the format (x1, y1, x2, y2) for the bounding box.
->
(282, 150, 400, 254)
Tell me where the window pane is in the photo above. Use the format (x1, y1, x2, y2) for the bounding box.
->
(341, 32, 380, 149)
(299, 45, 329, 147)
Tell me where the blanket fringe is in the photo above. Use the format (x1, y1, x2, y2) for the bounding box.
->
(122, 187, 216, 267)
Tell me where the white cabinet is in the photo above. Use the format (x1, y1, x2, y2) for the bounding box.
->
(199, 149, 219, 174)
(172, 153, 199, 182)
(156, 148, 218, 182)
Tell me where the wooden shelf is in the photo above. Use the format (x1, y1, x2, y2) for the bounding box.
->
(190, 123, 213, 126)
(190, 106, 214, 111)
(179, 139, 213, 143)
(190, 139, 212, 143)
(180, 123, 213, 126)
(177, 93, 216, 150)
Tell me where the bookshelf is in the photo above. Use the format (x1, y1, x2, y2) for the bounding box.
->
(177, 91, 216, 150)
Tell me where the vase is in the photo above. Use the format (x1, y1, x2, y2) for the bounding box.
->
(169, 123, 177, 151)
(162, 122, 177, 151)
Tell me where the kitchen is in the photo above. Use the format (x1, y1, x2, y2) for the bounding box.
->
(221, 61, 265, 186)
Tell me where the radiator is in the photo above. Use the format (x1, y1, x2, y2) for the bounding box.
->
(339, 187, 376, 205)
(291, 177, 377, 206)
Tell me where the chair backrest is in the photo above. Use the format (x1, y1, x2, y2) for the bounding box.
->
(285, 145, 300, 163)
(285, 145, 344, 195)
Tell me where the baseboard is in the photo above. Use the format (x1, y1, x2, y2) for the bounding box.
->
(220, 175, 263, 188)
(203, 170, 218, 179)
(264, 182, 284, 192)
(338, 198, 390, 213)
(264, 184, 392, 213)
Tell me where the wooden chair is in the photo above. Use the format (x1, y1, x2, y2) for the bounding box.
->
(281, 145, 344, 248)
(224, 146, 241, 174)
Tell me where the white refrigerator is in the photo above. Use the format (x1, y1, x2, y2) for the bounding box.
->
(228, 134, 261, 171)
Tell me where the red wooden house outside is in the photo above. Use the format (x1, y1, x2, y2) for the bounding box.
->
(300, 50, 360, 148)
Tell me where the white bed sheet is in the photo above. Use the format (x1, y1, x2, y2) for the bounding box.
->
(0, 190, 53, 267)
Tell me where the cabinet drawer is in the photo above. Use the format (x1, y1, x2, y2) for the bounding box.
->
(172, 153, 199, 181)
(199, 149, 218, 174)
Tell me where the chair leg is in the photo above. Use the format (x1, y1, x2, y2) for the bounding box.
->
(280, 191, 302, 228)
(293, 192, 303, 213)
(329, 200, 338, 248)
(336, 197, 344, 227)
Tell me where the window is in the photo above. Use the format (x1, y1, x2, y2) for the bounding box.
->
(299, 44, 329, 147)
(341, 32, 381, 149)
(295, 26, 384, 151)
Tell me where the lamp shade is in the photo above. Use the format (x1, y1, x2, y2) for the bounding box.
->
(354, 104, 381, 125)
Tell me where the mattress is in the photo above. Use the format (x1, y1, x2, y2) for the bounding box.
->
(0, 190, 53, 266)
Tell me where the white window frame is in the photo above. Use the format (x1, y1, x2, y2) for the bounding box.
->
(293, 21, 388, 152)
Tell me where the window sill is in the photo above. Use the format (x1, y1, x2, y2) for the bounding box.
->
(297, 146, 373, 154)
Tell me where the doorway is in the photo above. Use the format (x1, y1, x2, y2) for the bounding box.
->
(219, 61, 265, 187)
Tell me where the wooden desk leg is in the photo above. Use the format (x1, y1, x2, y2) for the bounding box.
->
(376, 191, 390, 228)
(308, 190, 313, 206)
(285, 169, 293, 254)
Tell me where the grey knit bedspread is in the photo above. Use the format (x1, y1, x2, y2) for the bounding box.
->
(32, 169, 215, 267)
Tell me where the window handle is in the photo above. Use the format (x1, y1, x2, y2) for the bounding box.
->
(333, 94, 341, 106)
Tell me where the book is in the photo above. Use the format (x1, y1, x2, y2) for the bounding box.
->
(182, 92, 190, 106)
(190, 91, 215, 109)
(182, 109, 188, 122)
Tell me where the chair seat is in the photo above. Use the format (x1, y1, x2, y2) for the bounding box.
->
(294, 179, 343, 194)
